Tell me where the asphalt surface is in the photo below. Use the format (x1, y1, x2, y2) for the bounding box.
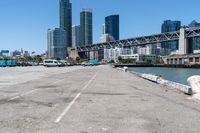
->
(0, 65, 200, 133)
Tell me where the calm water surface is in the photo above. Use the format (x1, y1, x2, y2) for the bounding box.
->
(128, 67, 200, 85)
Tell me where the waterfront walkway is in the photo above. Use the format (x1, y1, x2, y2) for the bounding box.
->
(0, 65, 200, 133)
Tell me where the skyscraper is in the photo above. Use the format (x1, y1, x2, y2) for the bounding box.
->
(100, 23, 114, 43)
(60, 0, 72, 47)
(80, 8, 93, 46)
(161, 20, 181, 53)
(72, 25, 80, 48)
(47, 28, 67, 59)
(105, 15, 119, 40)
(188, 20, 200, 53)
(102, 23, 106, 34)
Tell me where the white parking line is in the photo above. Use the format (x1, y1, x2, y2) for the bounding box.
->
(8, 96, 20, 101)
(8, 89, 38, 101)
(7, 78, 67, 102)
(55, 71, 98, 123)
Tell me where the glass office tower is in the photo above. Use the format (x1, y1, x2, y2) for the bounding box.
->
(72, 25, 80, 48)
(80, 8, 93, 46)
(161, 20, 181, 53)
(60, 0, 72, 47)
(188, 20, 200, 53)
(47, 28, 67, 59)
(105, 15, 119, 40)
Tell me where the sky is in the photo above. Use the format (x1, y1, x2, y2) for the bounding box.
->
(0, 0, 200, 54)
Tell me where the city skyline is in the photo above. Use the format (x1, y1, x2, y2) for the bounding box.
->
(1, 0, 200, 53)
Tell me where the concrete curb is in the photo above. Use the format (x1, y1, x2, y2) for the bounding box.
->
(115, 67, 192, 95)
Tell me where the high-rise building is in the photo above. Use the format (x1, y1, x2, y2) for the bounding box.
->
(100, 23, 116, 61)
(161, 20, 181, 32)
(80, 8, 93, 46)
(189, 20, 200, 27)
(161, 20, 181, 53)
(105, 15, 119, 40)
(60, 0, 72, 47)
(47, 28, 67, 59)
(10, 50, 21, 57)
(100, 34, 115, 43)
(102, 24, 106, 34)
(72, 25, 80, 48)
(0, 50, 9, 57)
(100, 23, 115, 43)
(188, 20, 200, 53)
(137, 45, 157, 55)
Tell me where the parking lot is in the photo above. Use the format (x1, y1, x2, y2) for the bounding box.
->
(0, 66, 85, 89)
(1, 65, 200, 133)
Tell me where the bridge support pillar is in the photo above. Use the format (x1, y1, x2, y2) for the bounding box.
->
(178, 28, 187, 55)
(68, 47, 78, 59)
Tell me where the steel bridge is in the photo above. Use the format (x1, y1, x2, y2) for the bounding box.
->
(76, 27, 200, 53)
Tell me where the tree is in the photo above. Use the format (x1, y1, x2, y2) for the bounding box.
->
(34, 55, 43, 63)
(156, 55, 161, 64)
(122, 58, 136, 64)
(68, 57, 74, 62)
(142, 55, 147, 62)
(147, 58, 152, 64)
(76, 56, 81, 63)
(118, 56, 122, 63)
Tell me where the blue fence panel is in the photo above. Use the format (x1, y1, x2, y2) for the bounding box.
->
(0, 60, 17, 67)
(0, 60, 6, 67)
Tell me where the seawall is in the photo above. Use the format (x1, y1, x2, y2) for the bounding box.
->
(114, 64, 200, 68)
(115, 66, 192, 95)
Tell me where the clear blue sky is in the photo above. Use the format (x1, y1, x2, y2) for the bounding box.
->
(0, 0, 200, 54)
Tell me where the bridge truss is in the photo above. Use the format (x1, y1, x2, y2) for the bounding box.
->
(77, 27, 200, 52)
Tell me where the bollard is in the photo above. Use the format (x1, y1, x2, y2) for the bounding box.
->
(123, 66, 128, 72)
(187, 75, 200, 96)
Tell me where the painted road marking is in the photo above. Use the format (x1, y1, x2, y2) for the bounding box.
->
(8, 89, 38, 101)
(55, 71, 98, 123)
(7, 78, 68, 102)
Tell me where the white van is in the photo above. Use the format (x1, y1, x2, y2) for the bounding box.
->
(43, 59, 59, 67)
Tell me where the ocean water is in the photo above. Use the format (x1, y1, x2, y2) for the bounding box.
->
(128, 67, 200, 85)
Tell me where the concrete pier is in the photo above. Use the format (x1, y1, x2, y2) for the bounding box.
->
(0, 65, 200, 132)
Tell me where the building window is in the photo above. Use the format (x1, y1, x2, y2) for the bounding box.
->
(175, 59, 178, 64)
(171, 59, 173, 64)
(179, 59, 182, 64)
(189, 58, 193, 62)
(167, 59, 170, 64)
(195, 57, 199, 63)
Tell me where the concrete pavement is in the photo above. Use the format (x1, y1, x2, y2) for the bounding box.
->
(0, 65, 200, 133)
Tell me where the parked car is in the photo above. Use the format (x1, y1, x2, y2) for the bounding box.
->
(89, 60, 99, 66)
(59, 60, 71, 66)
(38, 62, 44, 66)
(43, 59, 59, 67)
(17, 62, 31, 67)
(57, 61, 66, 67)
(81, 61, 91, 66)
